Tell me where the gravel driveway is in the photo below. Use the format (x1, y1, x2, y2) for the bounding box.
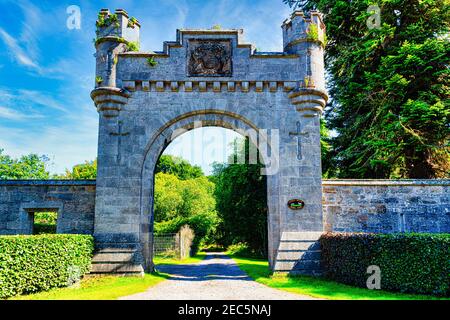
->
(120, 252, 317, 300)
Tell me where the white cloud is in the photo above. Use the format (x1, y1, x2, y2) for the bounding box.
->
(0, 27, 39, 69)
(17, 90, 67, 112)
(0, 88, 67, 113)
(0, 105, 42, 120)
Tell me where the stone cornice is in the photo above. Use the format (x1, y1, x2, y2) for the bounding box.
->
(0, 180, 96, 186)
(322, 179, 450, 187)
(119, 80, 298, 93)
(289, 87, 329, 101)
(91, 87, 130, 118)
(288, 87, 328, 116)
(3, 179, 447, 187)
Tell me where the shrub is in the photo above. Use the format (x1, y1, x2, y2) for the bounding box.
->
(126, 41, 139, 52)
(320, 233, 450, 296)
(155, 212, 218, 255)
(146, 57, 157, 67)
(33, 212, 57, 235)
(227, 243, 264, 259)
(33, 223, 56, 235)
(0, 234, 94, 299)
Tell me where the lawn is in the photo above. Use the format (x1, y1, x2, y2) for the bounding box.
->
(10, 253, 206, 300)
(9, 273, 167, 300)
(229, 255, 449, 300)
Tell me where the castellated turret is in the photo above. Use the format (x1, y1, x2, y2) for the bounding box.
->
(94, 9, 140, 88)
(282, 10, 327, 116)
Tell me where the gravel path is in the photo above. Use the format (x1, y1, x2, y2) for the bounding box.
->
(120, 252, 317, 300)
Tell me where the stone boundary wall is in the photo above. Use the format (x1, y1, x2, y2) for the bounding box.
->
(1, 179, 448, 236)
(322, 180, 450, 233)
(0, 180, 96, 235)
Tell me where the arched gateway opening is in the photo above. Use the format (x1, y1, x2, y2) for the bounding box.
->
(142, 112, 274, 270)
(90, 9, 328, 276)
(151, 125, 269, 270)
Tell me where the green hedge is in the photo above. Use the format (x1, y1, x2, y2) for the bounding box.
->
(33, 223, 57, 235)
(0, 234, 94, 299)
(320, 233, 450, 296)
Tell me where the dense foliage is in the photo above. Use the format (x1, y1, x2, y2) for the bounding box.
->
(292, 0, 450, 178)
(63, 159, 97, 179)
(0, 234, 94, 299)
(156, 155, 204, 180)
(33, 211, 57, 235)
(320, 233, 450, 296)
(154, 172, 218, 253)
(212, 139, 268, 258)
(0, 149, 50, 180)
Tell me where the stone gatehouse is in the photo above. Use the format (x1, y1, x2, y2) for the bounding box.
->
(0, 9, 449, 276)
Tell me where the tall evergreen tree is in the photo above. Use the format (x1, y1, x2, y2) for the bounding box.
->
(212, 139, 268, 257)
(288, 0, 450, 178)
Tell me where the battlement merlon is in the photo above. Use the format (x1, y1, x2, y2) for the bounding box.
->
(282, 10, 326, 52)
(95, 8, 140, 45)
(94, 9, 140, 88)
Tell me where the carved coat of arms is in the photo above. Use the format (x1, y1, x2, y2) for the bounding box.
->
(188, 41, 232, 77)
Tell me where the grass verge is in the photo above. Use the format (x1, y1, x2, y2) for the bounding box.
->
(10, 253, 207, 300)
(9, 273, 168, 300)
(229, 254, 449, 300)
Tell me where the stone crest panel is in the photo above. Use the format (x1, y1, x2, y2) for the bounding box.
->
(187, 40, 232, 77)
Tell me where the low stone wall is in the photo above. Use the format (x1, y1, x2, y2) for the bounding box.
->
(322, 180, 450, 233)
(0, 180, 96, 235)
(1, 179, 448, 237)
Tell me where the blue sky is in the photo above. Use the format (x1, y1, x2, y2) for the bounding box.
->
(0, 0, 291, 175)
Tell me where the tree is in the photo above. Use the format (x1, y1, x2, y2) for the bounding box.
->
(212, 138, 268, 257)
(0, 148, 50, 180)
(155, 155, 204, 180)
(290, 0, 450, 178)
(63, 159, 97, 179)
(154, 172, 218, 253)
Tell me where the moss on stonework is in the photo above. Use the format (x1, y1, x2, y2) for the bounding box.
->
(94, 36, 128, 47)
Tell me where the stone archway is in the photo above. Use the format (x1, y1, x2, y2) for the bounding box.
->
(139, 110, 278, 271)
(90, 8, 328, 275)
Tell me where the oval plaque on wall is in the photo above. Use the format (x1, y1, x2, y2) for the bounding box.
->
(287, 199, 305, 210)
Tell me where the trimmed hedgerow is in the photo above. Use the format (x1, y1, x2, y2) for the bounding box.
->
(0, 234, 94, 299)
(320, 233, 450, 296)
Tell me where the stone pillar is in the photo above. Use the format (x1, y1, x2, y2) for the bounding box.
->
(90, 9, 144, 275)
(273, 10, 328, 275)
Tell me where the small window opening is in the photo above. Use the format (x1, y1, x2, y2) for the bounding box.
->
(32, 210, 58, 235)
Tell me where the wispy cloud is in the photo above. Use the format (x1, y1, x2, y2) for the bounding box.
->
(17, 90, 67, 112)
(0, 88, 67, 113)
(0, 105, 42, 120)
(0, 27, 38, 69)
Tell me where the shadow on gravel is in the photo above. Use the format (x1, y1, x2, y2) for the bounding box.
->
(154, 253, 254, 282)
